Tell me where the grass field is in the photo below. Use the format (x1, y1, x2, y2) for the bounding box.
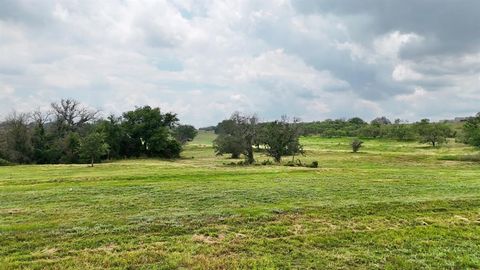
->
(2, 131, 480, 269)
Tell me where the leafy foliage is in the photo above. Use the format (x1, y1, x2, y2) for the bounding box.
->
(415, 119, 452, 147)
(2, 113, 32, 163)
(261, 116, 304, 162)
(463, 113, 480, 147)
(0, 158, 12, 166)
(213, 113, 258, 163)
(79, 132, 109, 166)
(0, 100, 189, 164)
(296, 117, 417, 141)
(213, 134, 244, 159)
(351, 138, 363, 153)
(174, 125, 198, 144)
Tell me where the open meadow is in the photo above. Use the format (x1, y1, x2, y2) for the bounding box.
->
(2, 131, 480, 269)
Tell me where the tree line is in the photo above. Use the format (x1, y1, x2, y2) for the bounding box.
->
(0, 99, 197, 166)
(2, 98, 479, 166)
(287, 117, 455, 147)
(211, 113, 468, 164)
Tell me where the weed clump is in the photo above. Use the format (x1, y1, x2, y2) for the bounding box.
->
(223, 160, 247, 166)
(261, 159, 274, 165)
(284, 159, 319, 168)
(284, 160, 296, 167)
(439, 154, 480, 162)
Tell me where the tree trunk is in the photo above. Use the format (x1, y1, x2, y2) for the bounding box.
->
(91, 157, 94, 167)
(245, 146, 254, 164)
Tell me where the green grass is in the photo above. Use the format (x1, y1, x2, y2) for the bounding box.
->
(191, 130, 217, 146)
(1, 136, 480, 269)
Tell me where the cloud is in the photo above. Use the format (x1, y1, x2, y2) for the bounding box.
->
(392, 64, 423, 82)
(0, 0, 479, 126)
(0, 84, 15, 96)
(374, 31, 423, 59)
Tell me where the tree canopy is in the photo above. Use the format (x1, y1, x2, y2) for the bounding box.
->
(213, 113, 258, 164)
(415, 119, 452, 147)
(463, 113, 480, 147)
(261, 117, 303, 162)
(79, 132, 109, 167)
(0, 99, 196, 165)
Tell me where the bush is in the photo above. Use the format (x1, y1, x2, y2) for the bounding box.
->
(0, 158, 12, 166)
(351, 139, 363, 153)
(307, 161, 319, 168)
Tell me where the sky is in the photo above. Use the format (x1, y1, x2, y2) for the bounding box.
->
(1, 0, 479, 127)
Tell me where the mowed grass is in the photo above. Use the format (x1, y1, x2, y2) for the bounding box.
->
(1, 133, 480, 269)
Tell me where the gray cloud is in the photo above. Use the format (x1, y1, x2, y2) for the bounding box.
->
(294, 0, 480, 56)
(0, 0, 479, 126)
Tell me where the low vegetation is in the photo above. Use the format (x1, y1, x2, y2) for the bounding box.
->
(1, 135, 480, 269)
(2, 99, 480, 268)
(1, 98, 477, 167)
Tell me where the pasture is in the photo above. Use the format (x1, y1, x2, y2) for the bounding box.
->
(1, 132, 480, 269)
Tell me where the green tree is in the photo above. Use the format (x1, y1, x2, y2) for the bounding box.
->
(79, 132, 109, 167)
(95, 115, 126, 159)
(348, 117, 366, 126)
(149, 128, 182, 158)
(463, 113, 480, 147)
(213, 134, 244, 158)
(31, 110, 56, 163)
(122, 106, 181, 158)
(235, 113, 258, 164)
(358, 124, 382, 138)
(213, 113, 258, 164)
(415, 119, 451, 147)
(371, 116, 392, 125)
(386, 119, 416, 141)
(263, 116, 304, 163)
(174, 125, 198, 144)
(60, 132, 81, 163)
(3, 113, 32, 163)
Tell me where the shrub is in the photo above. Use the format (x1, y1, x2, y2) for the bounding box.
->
(307, 161, 319, 168)
(351, 139, 363, 153)
(0, 158, 12, 166)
